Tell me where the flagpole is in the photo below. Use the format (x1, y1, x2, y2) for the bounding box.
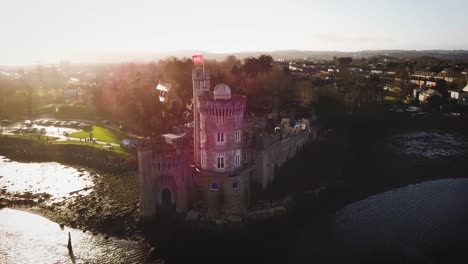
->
(202, 54, 206, 93)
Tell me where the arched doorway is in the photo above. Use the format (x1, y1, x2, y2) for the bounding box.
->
(161, 188, 172, 209)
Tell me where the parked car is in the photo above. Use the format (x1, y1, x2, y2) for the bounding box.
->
(23, 120, 33, 127)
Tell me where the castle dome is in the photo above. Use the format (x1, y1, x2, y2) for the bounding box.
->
(213, 83, 231, 100)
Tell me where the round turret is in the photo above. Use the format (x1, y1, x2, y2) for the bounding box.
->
(213, 83, 231, 100)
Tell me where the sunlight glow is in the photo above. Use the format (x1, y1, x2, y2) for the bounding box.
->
(0, 0, 467, 65)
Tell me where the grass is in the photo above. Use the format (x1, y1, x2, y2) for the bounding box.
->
(53, 140, 131, 155)
(69, 126, 121, 144)
(1, 133, 131, 155)
(384, 96, 398, 102)
(2, 134, 59, 142)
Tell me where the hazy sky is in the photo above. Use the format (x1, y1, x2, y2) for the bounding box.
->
(1, 0, 468, 65)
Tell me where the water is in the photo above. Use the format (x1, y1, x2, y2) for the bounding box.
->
(0, 208, 150, 264)
(0, 156, 93, 202)
(387, 130, 468, 158)
(290, 178, 468, 263)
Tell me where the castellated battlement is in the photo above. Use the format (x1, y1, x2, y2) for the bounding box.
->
(150, 154, 183, 172)
(256, 132, 281, 149)
(198, 96, 246, 115)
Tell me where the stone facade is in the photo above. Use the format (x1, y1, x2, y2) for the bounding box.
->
(137, 66, 312, 220)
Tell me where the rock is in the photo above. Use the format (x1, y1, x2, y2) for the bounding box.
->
(148, 247, 157, 257)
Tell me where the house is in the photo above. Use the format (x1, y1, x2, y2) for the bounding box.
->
(62, 86, 83, 99)
(156, 82, 171, 102)
(413, 88, 423, 99)
(412, 71, 436, 79)
(371, 70, 383, 76)
(418, 89, 442, 103)
(410, 77, 436, 88)
(383, 85, 401, 93)
(435, 68, 462, 83)
(449, 81, 468, 105)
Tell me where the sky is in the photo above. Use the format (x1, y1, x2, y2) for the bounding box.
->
(1, 0, 467, 65)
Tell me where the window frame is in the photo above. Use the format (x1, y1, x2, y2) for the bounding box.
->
(210, 182, 219, 191)
(232, 181, 240, 191)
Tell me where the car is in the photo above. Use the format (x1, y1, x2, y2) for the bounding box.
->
(60, 121, 68, 126)
(23, 120, 33, 127)
(69, 121, 79, 127)
(52, 121, 61, 125)
(39, 128, 46, 134)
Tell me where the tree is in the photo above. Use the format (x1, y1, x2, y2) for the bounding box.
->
(338, 57, 353, 67)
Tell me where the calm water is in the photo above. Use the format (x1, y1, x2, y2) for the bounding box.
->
(290, 178, 468, 263)
(0, 208, 150, 264)
(0, 156, 93, 202)
(387, 130, 468, 158)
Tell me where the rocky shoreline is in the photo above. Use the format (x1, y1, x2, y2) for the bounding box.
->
(0, 137, 144, 241)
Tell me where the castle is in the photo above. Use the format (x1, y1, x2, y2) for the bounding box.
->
(137, 66, 313, 220)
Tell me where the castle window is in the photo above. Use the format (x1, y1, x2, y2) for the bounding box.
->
(235, 130, 241, 142)
(216, 132, 225, 145)
(216, 108, 224, 125)
(234, 150, 241, 167)
(216, 152, 225, 169)
(232, 181, 240, 191)
(210, 182, 219, 191)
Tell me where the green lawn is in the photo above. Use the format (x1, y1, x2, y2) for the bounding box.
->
(69, 126, 121, 144)
(384, 96, 398, 102)
(2, 134, 59, 142)
(2, 131, 130, 155)
(53, 139, 130, 155)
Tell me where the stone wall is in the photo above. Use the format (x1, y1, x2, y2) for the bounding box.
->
(196, 167, 251, 219)
(254, 129, 310, 189)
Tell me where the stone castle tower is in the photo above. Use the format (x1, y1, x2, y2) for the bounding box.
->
(196, 83, 251, 218)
